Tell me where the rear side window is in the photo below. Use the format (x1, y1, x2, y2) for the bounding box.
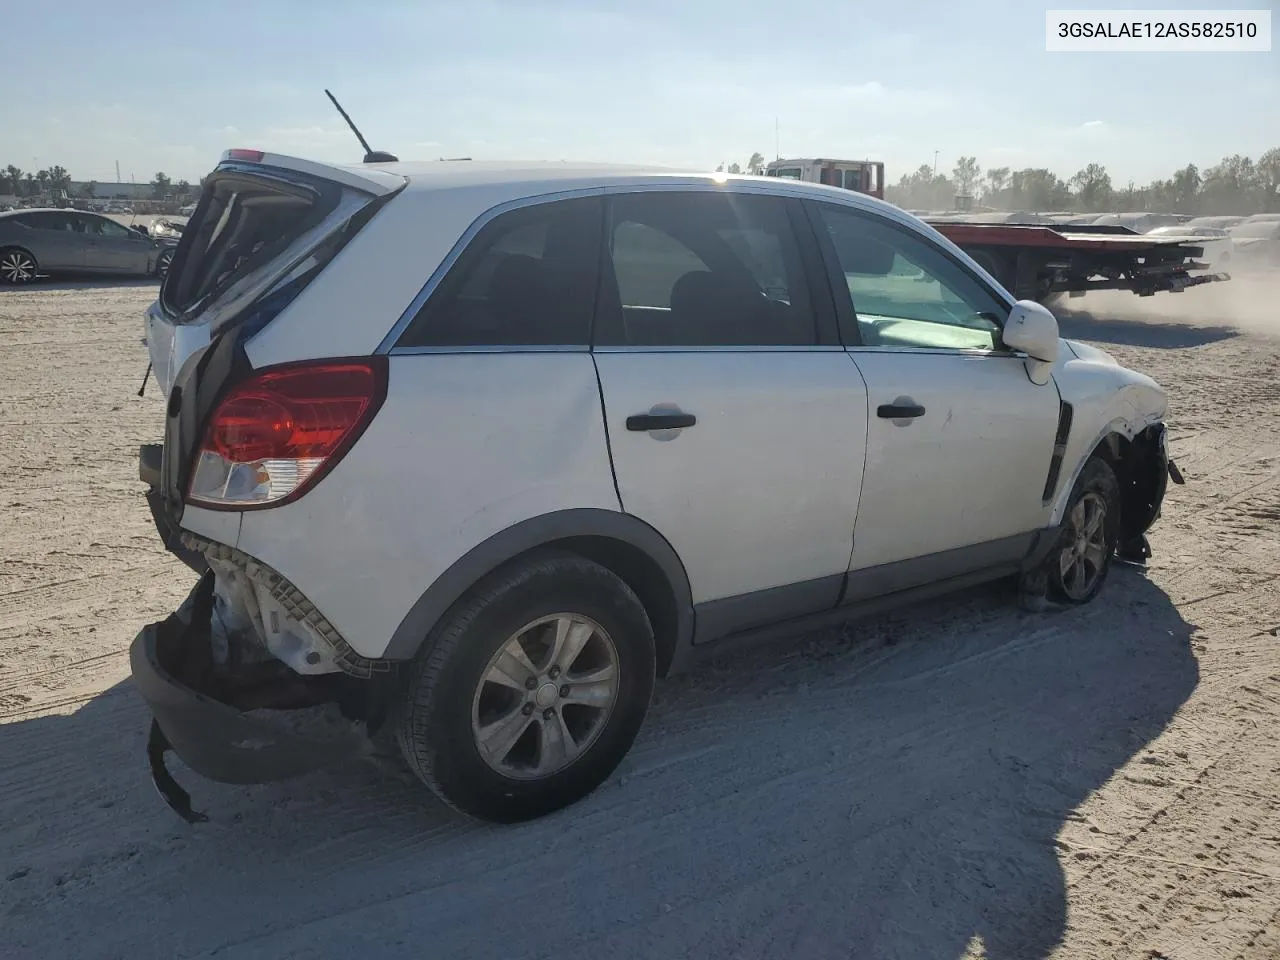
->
(596, 191, 817, 347)
(396, 196, 602, 348)
(162, 170, 342, 317)
(24, 212, 75, 232)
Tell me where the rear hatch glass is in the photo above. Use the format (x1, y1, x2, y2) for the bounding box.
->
(163, 166, 353, 324)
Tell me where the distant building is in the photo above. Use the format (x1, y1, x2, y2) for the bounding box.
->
(69, 181, 154, 200)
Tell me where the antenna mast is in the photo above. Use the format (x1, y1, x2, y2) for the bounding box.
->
(324, 89, 399, 164)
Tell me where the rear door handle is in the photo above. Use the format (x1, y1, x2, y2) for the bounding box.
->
(877, 402, 926, 419)
(626, 412, 696, 431)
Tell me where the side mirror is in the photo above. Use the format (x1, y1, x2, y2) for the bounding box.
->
(1002, 299, 1059, 384)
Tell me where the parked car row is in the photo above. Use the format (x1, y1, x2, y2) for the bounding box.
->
(1146, 215, 1280, 272)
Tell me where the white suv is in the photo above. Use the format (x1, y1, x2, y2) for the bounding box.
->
(133, 150, 1180, 824)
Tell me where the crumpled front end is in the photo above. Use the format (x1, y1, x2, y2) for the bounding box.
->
(130, 543, 392, 823)
(1114, 420, 1184, 563)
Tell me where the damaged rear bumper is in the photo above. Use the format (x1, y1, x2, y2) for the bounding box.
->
(130, 572, 371, 823)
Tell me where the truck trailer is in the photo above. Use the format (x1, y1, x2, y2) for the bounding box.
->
(764, 157, 1229, 302)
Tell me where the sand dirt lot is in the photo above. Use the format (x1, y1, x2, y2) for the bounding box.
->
(1, 277, 1278, 959)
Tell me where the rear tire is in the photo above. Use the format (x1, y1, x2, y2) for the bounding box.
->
(0, 247, 38, 284)
(395, 551, 656, 822)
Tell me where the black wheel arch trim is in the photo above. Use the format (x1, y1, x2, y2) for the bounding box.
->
(381, 508, 695, 674)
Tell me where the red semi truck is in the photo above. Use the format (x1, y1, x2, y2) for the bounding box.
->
(764, 157, 1229, 302)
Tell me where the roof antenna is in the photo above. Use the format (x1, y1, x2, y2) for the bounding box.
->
(324, 89, 398, 164)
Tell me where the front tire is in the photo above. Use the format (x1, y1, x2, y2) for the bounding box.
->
(1044, 457, 1121, 605)
(155, 248, 174, 279)
(395, 551, 656, 822)
(0, 247, 38, 284)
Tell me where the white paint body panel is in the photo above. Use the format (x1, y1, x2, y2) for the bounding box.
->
(144, 298, 210, 399)
(847, 350, 1062, 569)
(235, 353, 620, 658)
(595, 350, 868, 603)
(178, 503, 242, 546)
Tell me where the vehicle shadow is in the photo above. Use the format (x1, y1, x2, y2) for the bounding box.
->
(1054, 307, 1238, 349)
(1, 568, 1198, 960)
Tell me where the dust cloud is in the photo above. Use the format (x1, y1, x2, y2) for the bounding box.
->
(1052, 271, 1280, 338)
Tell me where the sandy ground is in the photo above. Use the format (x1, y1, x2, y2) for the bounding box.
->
(1, 276, 1278, 960)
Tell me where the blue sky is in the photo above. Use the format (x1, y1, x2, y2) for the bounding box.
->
(2, 0, 1276, 186)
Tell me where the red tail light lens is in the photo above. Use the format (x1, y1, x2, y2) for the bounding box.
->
(187, 358, 388, 509)
(226, 148, 265, 162)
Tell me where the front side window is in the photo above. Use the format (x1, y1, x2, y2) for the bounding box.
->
(813, 203, 1009, 351)
(89, 215, 134, 238)
(598, 191, 816, 347)
(397, 196, 601, 348)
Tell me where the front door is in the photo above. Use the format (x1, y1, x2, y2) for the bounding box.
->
(593, 190, 867, 632)
(79, 214, 151, 273)
(806, 200, 1062, 598)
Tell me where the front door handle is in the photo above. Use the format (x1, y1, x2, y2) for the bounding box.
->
(877, 402, 926, 419)
(626, 412, 696, 431)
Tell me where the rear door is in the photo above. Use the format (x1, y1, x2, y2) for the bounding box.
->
(19, 211, 84, 271)
(806, 200, 1062, 598)
(593, 189, 867, 636)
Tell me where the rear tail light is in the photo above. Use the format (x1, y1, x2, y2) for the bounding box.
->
(225, 148, 265, 162)
(187, 358, 388, 509)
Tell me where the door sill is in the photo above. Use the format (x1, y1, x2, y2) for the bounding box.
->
(693, 564, 1020, 664)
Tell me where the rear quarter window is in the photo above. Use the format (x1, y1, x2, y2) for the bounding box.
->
(396, 196, 603, 348)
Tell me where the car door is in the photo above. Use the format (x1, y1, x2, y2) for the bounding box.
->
(78, 213, 151, 273)
(805, 200, 1063, 601)
(593, 189, 868, 638)
(21, 211, 84, 271)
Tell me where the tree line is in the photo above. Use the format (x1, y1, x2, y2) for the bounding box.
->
(0, 165, 198, 202)
(886, 149, 1280, 215)
(718, 148, 1279, 216)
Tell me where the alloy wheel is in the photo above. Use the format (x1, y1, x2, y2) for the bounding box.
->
(1059, 491, 1109, 600)
(1, 250, 36, 283)
(470, 613, 621, 780)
